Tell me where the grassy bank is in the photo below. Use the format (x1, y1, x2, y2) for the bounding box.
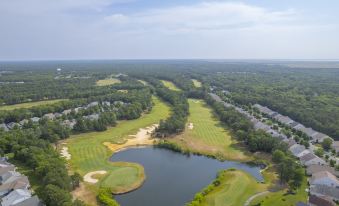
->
(168, 99, 250, 161)
(160, 80, 181, 91)
(187, 169, 270, 206)
(250, 170, 308, 206)
(66, 96, 170, 205)
(0, 99, 68, 110)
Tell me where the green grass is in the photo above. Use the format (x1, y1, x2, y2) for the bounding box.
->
(160, 80, 181, 91)
(96, 78, 121, 86)
(67, 96, 170, 195)
(192, 79, 202, 87)
(170, 99, 249, 161)
(250, 171, 308, 206)
(200, 170, 267, 206)
(0, 99, 68, 110)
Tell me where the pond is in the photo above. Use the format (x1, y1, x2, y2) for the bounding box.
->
(110, 147, 263, 206)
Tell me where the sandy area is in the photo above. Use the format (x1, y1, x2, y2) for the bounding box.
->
(60, 146, 71, 160)
(104, 124, 159, 153)
(188, 123, 194, 130)
(84, 171, 107, 183)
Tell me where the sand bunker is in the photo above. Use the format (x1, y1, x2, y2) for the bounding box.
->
(188, 123, 194, 130)
(84, 171, 107, 183)
(60, 146, 71, 160)
(104, 124, 159, 153)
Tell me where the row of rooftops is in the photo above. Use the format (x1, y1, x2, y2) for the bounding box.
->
(0, 157, 42, 206)
(0, 100, 128, 132)
(253, 104, 332, 143)
(209, 92, 339, 205)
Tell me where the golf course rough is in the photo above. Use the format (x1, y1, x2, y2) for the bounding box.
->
(66, 96, 170, 204)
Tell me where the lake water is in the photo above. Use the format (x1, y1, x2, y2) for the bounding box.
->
(110, 147, 263, 206)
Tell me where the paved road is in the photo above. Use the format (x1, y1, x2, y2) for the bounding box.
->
(244, 191, 269, 206)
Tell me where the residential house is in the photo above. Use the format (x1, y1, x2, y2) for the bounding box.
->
(296, 149, 311, 158)
(13, 196, 42, 206)
(299, 127, 318, 138)
(310, 171, 339, 187)
(0, 176, 30, 196)
(309, 195, 336, 206)
(0, 171, 22, 185)
(253, 104, 276, 116)
(284, 138, 297, 148)
(102, 101, 111, 106)
(310, 185, 339, 201)
(307, 165, 339, 177)
(0, 123, 9, 131)
(87, 101, 99, 108)
(74, 107, 81, 113)
(300, 153, 326, 166)
(274, 114, 294, 125)
(223, 102, 233, 108)
(30, 117, 40, 123)
(1, 189, 31, 206)
(62, 109, 72, 115)
(209, 93, 222, 102)
(296, 202, 309, 206)
(312, 133, 332, 143)
(62, 119, 77, 129)
(18, 120, 28, 126)
(253, 121, 271, 132)
(290, 121, 300, 128)
(43, 113, 55, 120)
(332, 141, 339, 153)
(54, 113, 62, 118)
(293, 124, 306, 131)
(289, 144, 306, 157)
(84, 114, 99, 121)
(6, 122, 20, 130)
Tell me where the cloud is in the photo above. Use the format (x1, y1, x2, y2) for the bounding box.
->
(103, 2, 297, 32)
(0, 1, 338, 60)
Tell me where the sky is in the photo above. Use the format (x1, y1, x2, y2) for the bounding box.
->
(1, 0, 339, 60)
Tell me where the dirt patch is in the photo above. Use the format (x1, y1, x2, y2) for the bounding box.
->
(84, 171, 107, 184)
(72, 182, 98, 205)
(60, 146, 71, 160)
(188, 123, 194, 130)
(104, 124, 159, 153)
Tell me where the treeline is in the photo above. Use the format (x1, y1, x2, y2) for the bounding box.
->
(205, 95, 287, 153)
(205, 95, 304, 190)
(203, 68, 339, 139)
(134, 76, 189, 136)
(0, 88, 152, 124)
(0, 129, 85, 206)
(97, 188, 120, 206)
(73, 112, 117, 132)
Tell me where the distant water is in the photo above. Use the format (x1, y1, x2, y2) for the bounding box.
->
(110, 147, 263, 206)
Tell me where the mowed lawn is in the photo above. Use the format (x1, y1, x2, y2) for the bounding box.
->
(201, 170, 267, 206)
(192, 79, 202, 87)
(66, 97, 170, 195)
(250, 172, 308, 206)
(0, 99, 67, 110)
(160, 80, 181, 91)
(171, 99, 250, 161)
(96, 78, 121, 86)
